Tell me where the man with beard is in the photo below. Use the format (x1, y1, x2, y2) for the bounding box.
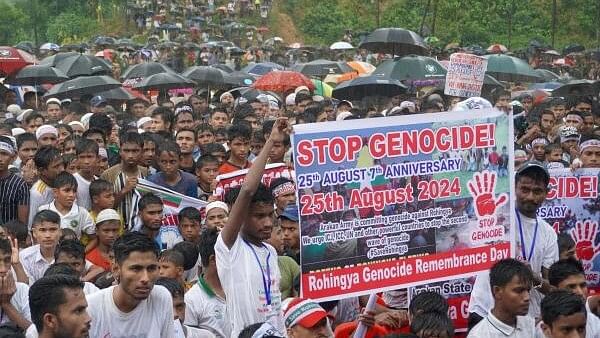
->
(86, 232, 174, 337)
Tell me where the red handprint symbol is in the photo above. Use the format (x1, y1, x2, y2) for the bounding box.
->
(467, 170, 508, 218)
(571, 221, 600, 261)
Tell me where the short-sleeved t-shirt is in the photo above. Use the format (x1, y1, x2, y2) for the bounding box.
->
(148, 170, 198, 198)
(0, 173, 29, 224)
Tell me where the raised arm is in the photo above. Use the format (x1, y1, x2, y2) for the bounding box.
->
(221, 118, 290, 248)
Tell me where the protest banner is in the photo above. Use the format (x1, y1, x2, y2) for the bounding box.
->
(130, 178, 208, 249)
(540, 168, 600, 292)
(214, 163, 294, 200)
(292, 109, 513, 301)
(444, 53, 488, 98)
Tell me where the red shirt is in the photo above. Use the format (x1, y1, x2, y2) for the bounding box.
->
(218, 160, 252, 175)
(86, 247, 111, 271)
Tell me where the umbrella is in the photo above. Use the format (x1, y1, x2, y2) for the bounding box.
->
(227, 47, 245, 56)
(222, 71, 256, 87)
(226, 87, 282, 102)
(263, 37, 284, 47)
(44, 75, 121, 98)
(372, 55, 446, 82)
(346, 61, 376, 75)
(528, 82, 562, 91)
(95, 87, 136, 101)
(14, 41, 35, 54)
(7, 65, 68, 85)
(330, 41, 354, 50)
(552, 80, 596, 97)
(0, 47, 36, 76)
(542, 50, 561, 56)
(294, 59, 347, 77)
(243, 62, 285, 76)
(41, 52, 111, 78)
(487, 44, 508, 54)
(181, 66, 226, 86)
(133, 73, 196, 91)
(211, 64, 234, 73)
(481, 74, 506, 95)
(484, 54, 541, 83)
(311, 79, 333, 97)
(121, 62, 175, 80)
(252, 71, 315, 93)
(358, 28, 427, 56)
(563, 44, 585, 55)
(40, 43, 60, 51)
(94, 36, 117, 46)
(535, 68, 561, 82)
(332, 75, 407, 101)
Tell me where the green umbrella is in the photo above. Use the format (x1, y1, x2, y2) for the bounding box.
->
(372, 55, 446, 82)
(311, 79, 333, 97)
(485, 54, 541, 83)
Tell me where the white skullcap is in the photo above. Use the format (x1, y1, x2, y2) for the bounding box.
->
(205, 201, 229, 214)
(285, 93, 296, 106)
(11, 128, 26, 136)
(137, 116, 152, 128)
(35, 125, 58, 140)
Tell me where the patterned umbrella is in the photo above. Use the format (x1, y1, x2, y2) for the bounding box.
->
(252, 71, 314, 93)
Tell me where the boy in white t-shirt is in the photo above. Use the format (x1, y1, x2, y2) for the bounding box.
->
(86, 232, 174, 338)
(215, 118, 290, 337)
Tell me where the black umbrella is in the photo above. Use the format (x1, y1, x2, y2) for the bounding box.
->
(552, 80, 596, 97)
(44, 75, 121, 98)
(94, 36, 117, 46)
(372, 55, 446, 82)
(563, 44, 585, 55)
(96, 87, 135, 101)
(332, 75, 407, 101)
(535, 68, 561, 82)
(211, 64, 234, 73)
(294, 59, 347, 77)
(7, 65, 68, 85)
(358, 28, 427, 56)
(41, 52, 111, 78)
(181, 66, 226, 86)
(133, 73, 195, 91)
(121, 62, 175, 80)
(14, 41, 35, 54)
(222, 71, 256, 87)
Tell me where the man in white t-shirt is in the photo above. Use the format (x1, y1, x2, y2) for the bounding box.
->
(86, 232, 174, 338)
(216, 118, 289, 337)
(469, 161, 559, 326)
(27, 274, 91, 338)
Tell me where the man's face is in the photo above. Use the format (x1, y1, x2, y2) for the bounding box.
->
(197, 131, 214, 146)
(205, 208, 227, 231)
(243, 202, 275, 243)
(565, 115, 583, 130)
(551, 104, 566, 120)
(58, 127, 71, 147)
(533, 144, 546, 161)
(90, 104, 106, 114)
(0, 250, 12, 276)
(209, 111, 229, 128)
(131, 103, 147, 118)
(176, 131, 195, 154)
(583, 116, 595, 133)
(542, 313, 586, 338)
(229, 137, 250, 161)
(575, 102, 592, 113)
(46, 103, 62, 122)
(142, 141, 156, 166)
(121, 142, 142, 167)
(140, 203, 163, 230)
(296, 99, 312, 114)
(56, 252, 85, 276)
(288, 319, 333, 338)
(522, 98, 533, 112)
(562, 140, 579, 153)
(494, 275, 531, 316)
(97, 221, 120, 248)
(54, 186, 76, 209)
(0, 150, 15, 172)
(244, 116, 261, 131)
(540, 113, 555, 133)
(557, 274, 588, 299)
(190, 97, 207, 114)
(113, 251, 159, 301)
(516, 176, 548, 216)
(38, 133, 58, 147)
(173, 295, 186, 324)
(280, 218, 299, 251)
(210, 151, 226, 165)
(77, 151, 98, 177)
(158, 151, 180, 176)
(174, 113, 194, 131)
(196, 162, 218, 187)
(151, 115, 167, 132)
(221, 95, 233, 106)
(179, 218, 201, 243)
(53, 287, 91, 338)
(269, 139, 287, 163)
(32, 221, 61, 252)
(581, 146, 600, 168)
(25, 117, 44, 133)
(276, 192, 296, 213)
(548, 149, 563, 162)
(40, 158, 64, 183)
(85, 134, 105, 148)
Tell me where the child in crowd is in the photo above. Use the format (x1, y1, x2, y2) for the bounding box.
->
(195, 155, 219, 201)
(204, 201, 228, 231)
(86, 209, 121, 272)
(158, 249, 185, 286)
(177, 207, 202, 245)
(218, 122, 252, 174)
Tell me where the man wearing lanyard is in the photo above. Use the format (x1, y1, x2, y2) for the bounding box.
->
(468, 161, 559, 330)
(215, 118, 290, 337)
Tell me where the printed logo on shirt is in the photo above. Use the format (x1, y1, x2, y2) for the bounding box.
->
(70, 220, 79, 228)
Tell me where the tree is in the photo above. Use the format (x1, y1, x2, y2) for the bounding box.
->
(46, 12, 99, 44)
(0, 1, 28, 45)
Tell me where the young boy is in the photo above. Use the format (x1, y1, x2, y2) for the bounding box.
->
(20, 210, 62, 284)
(196, 124, 215, 148)
(468, 258, 535, 337)
(178, 207, 202, 244)
(148, 141, 198, 198)
(38, 172, 95, 242)
(204, 201, 229, 231)
(249, 130, 265, 162)
(540, 290, 587, 338)
(141, 132, 159, 175)
(73, 138, 99, 209)
(14, 132, 38, 184)
(158, 249, 185, 284)
(0, 237, 32, 330)
(203, 143, 227, 166)
(53, 240, 100, 295)
(218, 122, 252, 175)
(531, 138, 549, 162)
(176, 129, 197, 173)
(28, 146, 63, 228)
(195, 155, 219, 201)
(545, 143, 566, 168)
(262, 120, 290, 163)
(86, 209, 121, 272)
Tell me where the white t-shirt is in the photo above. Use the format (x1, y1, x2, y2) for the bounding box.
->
(184, 280, 229, 338)
(86, 285, 174, 338)
(38, 201, 95, 238)
(73, 173, 93, 210)
(469, 212, 558, 318)
(186, 325, 217, 338)
(28, 180, 53, 228)
(83, 282, 100, 295)
(0, 282, 30, 325)
(215, 234, 284, 337)
(468, 312, 536, 337)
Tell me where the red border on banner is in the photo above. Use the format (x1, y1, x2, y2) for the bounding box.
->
(301, 243, 509, 300)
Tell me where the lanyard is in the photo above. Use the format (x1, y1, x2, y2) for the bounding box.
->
(516, 209, 538, 262)
(244, 240, 272, 305)
(198, 275, 216, 298)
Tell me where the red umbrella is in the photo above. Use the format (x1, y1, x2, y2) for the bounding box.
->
(252, 70, 314, 93)
(0, 47, 36, 76)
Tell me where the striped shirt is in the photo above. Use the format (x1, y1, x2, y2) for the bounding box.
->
(100, 164, 147, 229)
(0, 173, 29, 224)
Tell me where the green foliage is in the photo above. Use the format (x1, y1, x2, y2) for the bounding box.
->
(46, 12, 100, 44)
(0, 1, 28, 44)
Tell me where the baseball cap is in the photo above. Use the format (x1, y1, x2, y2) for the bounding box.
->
(279, 204, 299, 222)
(559, 125, 580, 143)
(90, 95, 108, 107)
(516, 160, 550, 184)
(96, 209, 121, 224)
(283, 298, 328, 329)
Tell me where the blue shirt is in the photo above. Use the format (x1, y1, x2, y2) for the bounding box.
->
(147, 170, 198, 198)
